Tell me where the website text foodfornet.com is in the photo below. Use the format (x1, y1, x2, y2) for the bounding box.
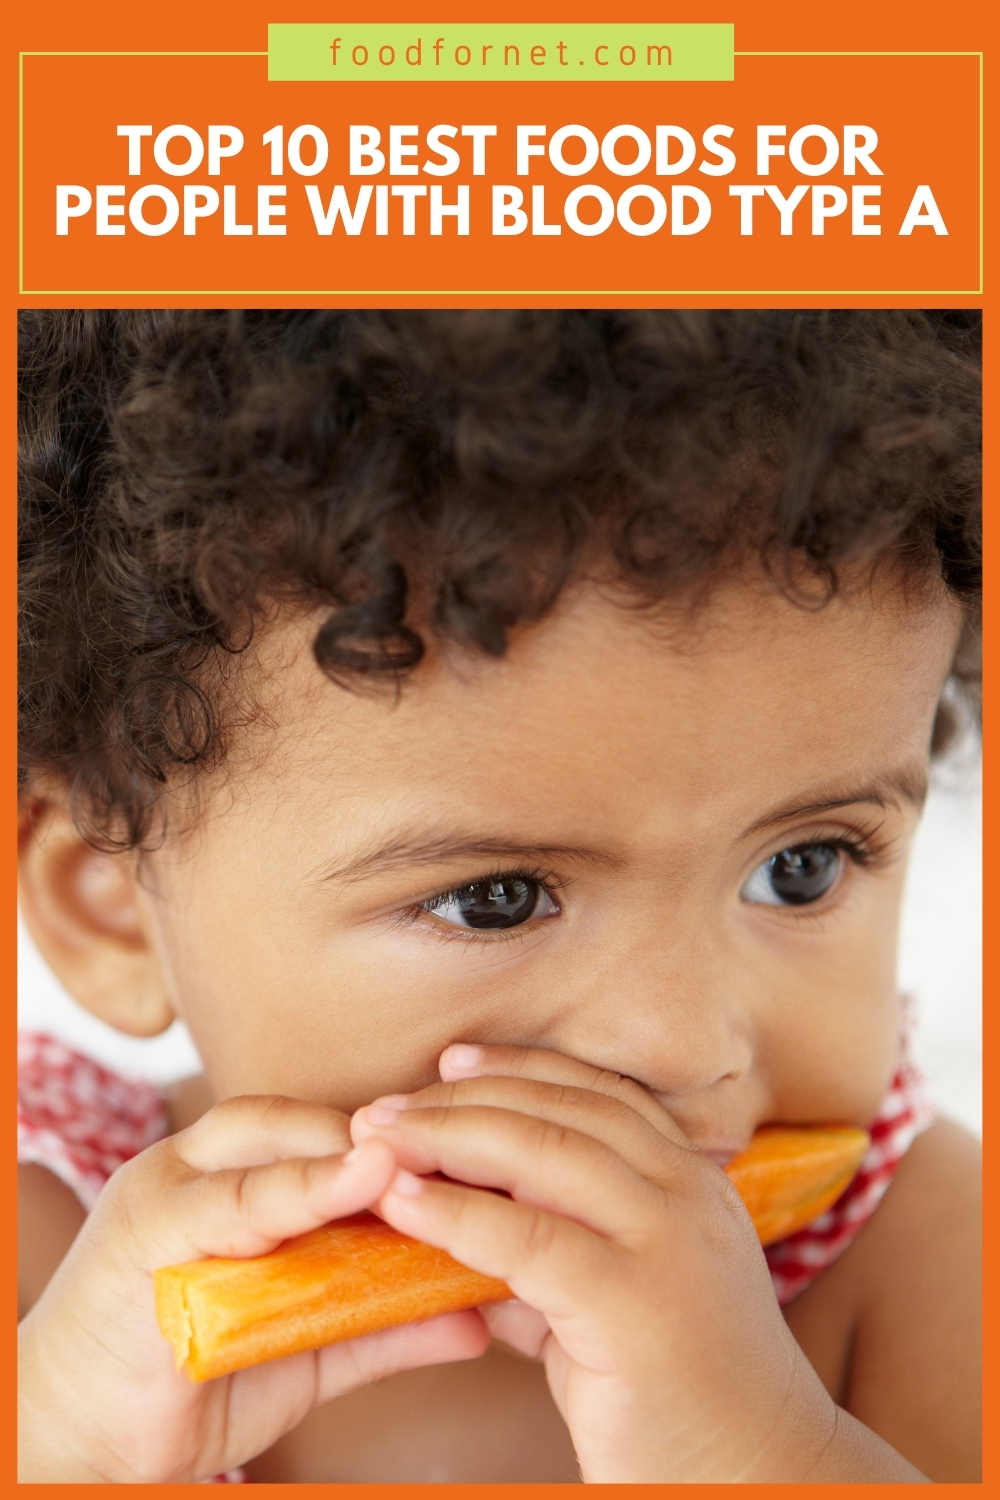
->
(328, 35, 675, 71)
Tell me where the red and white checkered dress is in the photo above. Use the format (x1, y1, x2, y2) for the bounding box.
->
(18, 1031, 169, 1209)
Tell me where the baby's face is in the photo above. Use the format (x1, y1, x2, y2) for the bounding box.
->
(138, 577, 959, 1154)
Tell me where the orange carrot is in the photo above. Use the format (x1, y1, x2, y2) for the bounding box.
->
(724, 1125, 870, 1246)
(154, 1212, 510, 1382)
(155, 1124, 869, 1381)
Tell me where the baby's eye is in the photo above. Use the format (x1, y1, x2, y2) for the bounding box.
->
(741, 844, 842, 907)
(422, 875, 558, 931)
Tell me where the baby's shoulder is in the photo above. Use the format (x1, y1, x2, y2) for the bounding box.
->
(867, 1113, 980, 1253)
(787, 1117, 981, 1481)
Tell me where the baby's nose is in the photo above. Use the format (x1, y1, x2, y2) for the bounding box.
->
(650, 1060, 772, 1152)
(543, 984, 757, 1100)
(540, 1009, 764, 1154)
(651, 1021, 755, 1098)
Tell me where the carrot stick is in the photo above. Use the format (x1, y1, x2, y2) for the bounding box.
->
(155, 1124, 870, 1381)
(723, 1125, 870, 1246)
(154, 1211, 511, 1382)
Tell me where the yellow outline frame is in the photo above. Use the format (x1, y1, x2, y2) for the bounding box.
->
(18, 49, 984, 298)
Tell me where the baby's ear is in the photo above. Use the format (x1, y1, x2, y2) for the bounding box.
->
(18, 798, 175, 1037)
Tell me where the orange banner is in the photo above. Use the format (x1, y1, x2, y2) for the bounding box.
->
(21, 50, 980, 300)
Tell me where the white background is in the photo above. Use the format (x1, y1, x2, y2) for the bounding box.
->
(18, 759, 982, 1136)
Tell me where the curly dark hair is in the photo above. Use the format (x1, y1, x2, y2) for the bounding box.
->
(18, 308, 981, 848)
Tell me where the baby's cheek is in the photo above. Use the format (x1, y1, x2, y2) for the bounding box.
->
(753, 864, 908, 1127)
(763, 971, 902, 1128)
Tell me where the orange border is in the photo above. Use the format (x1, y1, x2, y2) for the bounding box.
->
(8, 0, 989, 1493)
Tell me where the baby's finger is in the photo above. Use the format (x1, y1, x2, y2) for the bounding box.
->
(481, 1299, 552, 1361)
(352, 1103, 671, 1242)
(440, 1044, 691, 1149)
(313, 1308, 491, 1402)
(207, 1311, 491, 1477)
(229, 1310, 490, 1426)
(378, 1169, 618, 1327)
(366, 1074, 683, 1190)
(115, 1137, 398, 1269)
(176, 1094, 352, 1171)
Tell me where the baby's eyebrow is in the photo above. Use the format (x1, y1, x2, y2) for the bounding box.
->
(739, 764, 929, 840)
(316, 767, 928, 883)
(319, 835, 620, 885)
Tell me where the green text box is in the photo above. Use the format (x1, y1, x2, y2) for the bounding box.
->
(268, 24, 734, 82)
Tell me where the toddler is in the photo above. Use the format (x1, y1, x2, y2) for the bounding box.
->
(17, 309, 981, 1482)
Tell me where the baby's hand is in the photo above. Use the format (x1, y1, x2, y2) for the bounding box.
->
(351, 1045, 923, 1483)
(17, 1095, 489, 1483)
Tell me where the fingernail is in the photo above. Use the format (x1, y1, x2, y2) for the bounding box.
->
(387, 1168, 424, 1198)
(371, 1093, 411, 1110)
(443, 1043, 482, 1074)
(363, 1103, 401, 1125)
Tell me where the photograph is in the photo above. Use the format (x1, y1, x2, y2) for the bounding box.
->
(17, 307, 982, 1482)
